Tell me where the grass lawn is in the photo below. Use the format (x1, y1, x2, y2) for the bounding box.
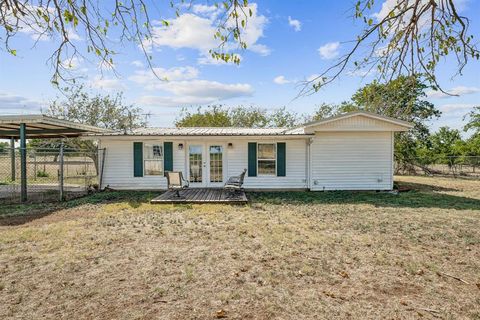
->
(0, 176, 479, 319)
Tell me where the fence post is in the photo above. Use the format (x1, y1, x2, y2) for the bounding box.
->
(20, 123, 27, 202)
(10, 137, 15, 181)
(99, 148, 106, 190)
(59, 143, 64, 201)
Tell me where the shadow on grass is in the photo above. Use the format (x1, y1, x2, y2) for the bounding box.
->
(248, 189, 480, 211)
(2, 182, 479, 226)
(0, 191, 159, 226)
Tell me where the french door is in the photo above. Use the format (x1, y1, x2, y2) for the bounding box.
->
(187, 143, 225, 187)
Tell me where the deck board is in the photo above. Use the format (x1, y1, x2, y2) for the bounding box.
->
(150, 188, 247, 204)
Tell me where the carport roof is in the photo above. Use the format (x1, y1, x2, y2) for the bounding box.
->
(0, 114, 112, 139)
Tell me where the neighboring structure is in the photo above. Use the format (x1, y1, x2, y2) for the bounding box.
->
(88, 111, 412, 191)
(0, 115, 111, 202)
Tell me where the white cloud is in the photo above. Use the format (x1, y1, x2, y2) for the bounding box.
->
(427, 86, 480, 99)
(131, 65, 253, 107)
(144, 14, 217, 52)
(439, 103, 476, 113)
(131, 60, 144, 68)
(67, 29, 82, 41)
(192, 4, 219, 17)
(90, 76, 126, 91)
(143, 3, 269, 60)
(318, 42, 340, 60)
(62, 56, 83, 69)
(129, 66, 199, 86)
(288, 16, 301, 32)
(273, 75, 290, 85)
(249, 44, 271, 56)
(0, 92, 42, 113)
(138, 80, 253, 107)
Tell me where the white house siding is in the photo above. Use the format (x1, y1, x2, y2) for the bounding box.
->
(227, 138, 309, 190)
(305, 115, 407, 132)
(99, 139, 185, 190)
(99, 138, 308, 190)
(310, 132, 393, 191)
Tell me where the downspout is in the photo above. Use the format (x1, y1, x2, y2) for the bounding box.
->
(306, 137, 313, 190)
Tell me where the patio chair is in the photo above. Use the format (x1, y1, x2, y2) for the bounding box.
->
(165, 171, 189, 198)
(224, 169, 247, 198)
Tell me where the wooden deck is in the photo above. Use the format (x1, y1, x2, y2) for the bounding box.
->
(150, 188, 248, 204)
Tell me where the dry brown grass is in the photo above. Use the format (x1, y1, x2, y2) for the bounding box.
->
(0, 176, 479, 319)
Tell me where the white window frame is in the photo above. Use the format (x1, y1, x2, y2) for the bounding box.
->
(257, 143, 276, 176)
(144, 143, 164, 176)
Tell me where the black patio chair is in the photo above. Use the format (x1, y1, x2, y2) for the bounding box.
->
(224, 169, 247, 198)
(165, 171, 189, 198)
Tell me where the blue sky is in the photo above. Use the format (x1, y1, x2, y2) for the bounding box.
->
(1, 0, 479, 134)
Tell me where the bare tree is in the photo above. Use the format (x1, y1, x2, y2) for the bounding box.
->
(300, 0, 479, 96)
(0, 0, 251, 84)
(1, 1, 477, 94)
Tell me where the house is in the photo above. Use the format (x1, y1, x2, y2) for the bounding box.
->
(89, 111, 412, 191)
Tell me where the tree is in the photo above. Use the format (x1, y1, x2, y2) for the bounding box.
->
(175, 106, 232, 127)
(347, 76, 440, 140)
(229, 106, 269, 128)
(302, 0, 479, 96)
(464, 106, 480, 134)
(0, 142, 9, 153)
(310, 103, 339, 121)
(269, 107, 303, 128)
(310, 102, 359, 121)
(0, 0, 252, 84)
(175, 105, 303, 128)
(30, 86, 145, 172)
(3, 1, 477, 94)
(429, 126, 463, 172)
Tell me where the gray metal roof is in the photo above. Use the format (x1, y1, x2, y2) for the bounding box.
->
(0, 114, 113, 139)
(91, 126, 308, 136)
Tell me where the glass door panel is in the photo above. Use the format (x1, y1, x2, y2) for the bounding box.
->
(209, 145, 223, 183)
(189, 145, 203, 183)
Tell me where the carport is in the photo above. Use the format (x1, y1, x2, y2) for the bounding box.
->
(0, 115, 110, 202)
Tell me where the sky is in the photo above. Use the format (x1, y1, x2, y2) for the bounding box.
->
(0, 0, 479, 134)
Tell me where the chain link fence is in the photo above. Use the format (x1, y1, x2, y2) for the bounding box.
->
(395, 155, 480, 178)
(0, 147, 105, 204)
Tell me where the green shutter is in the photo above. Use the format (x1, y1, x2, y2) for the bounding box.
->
(133, 142, 143, 177)
(164, 142, 173, 172)
(248, 142, 257, 177)
(277, 142, 286, 176)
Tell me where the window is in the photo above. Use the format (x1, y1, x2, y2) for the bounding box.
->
(257, 143, 276, 175)
(144, 143, 163, 175)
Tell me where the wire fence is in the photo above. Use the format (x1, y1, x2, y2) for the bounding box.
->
(395, 155, 480, 178)
(0, 147, 105, 204)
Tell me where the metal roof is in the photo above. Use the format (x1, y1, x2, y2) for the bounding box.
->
(89, 126, 308, 136)
(0, 114, 112, 139)
(86, 111, 412, 137)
